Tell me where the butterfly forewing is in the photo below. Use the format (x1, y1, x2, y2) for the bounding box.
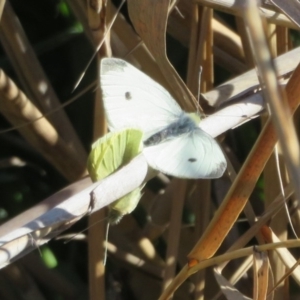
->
(101, 58, 183, 140)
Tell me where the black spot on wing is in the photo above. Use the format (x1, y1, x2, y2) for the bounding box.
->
(188, 158, 197, 162)
(125, 91, 132, 100)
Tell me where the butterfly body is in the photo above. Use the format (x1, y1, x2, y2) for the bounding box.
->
(100, 58, 227, 179)
(144, 112, 197, 146)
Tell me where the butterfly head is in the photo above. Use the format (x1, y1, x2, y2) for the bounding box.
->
(187, 112, 201, 126)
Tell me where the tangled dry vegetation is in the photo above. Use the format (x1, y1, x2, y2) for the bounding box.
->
(0, 0, 300, 299)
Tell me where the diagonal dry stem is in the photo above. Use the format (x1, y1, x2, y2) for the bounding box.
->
(0, 69, 87, 181)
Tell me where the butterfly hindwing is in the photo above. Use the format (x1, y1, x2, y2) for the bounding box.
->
(143, 128, 226, 179)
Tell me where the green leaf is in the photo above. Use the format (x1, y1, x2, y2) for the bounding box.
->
(87, 129, 144, 223)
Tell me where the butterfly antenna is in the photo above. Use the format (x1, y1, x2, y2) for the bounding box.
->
(197, 66, 203, 114)
(73, 0, 126, 91)
(103, 221, 110, 265)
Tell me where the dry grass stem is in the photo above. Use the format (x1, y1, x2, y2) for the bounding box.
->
(1, 1, 300, 298)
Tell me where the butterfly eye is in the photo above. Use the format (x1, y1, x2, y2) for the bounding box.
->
(188, 158, 197, 162)
(125, 91, 132, 100)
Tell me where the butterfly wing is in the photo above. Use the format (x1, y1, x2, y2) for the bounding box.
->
(143, 128, 227, 179)
(100, 58, 183, 140)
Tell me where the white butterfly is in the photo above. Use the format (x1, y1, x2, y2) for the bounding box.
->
(100, 58, 227, 179)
